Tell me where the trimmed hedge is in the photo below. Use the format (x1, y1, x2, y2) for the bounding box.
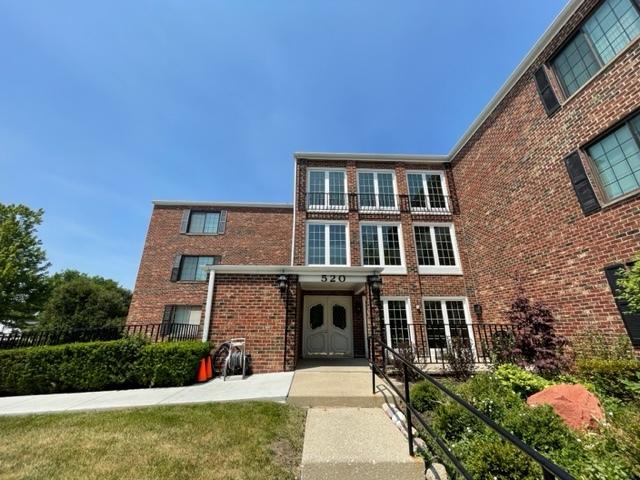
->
(0, 338, 210, 396)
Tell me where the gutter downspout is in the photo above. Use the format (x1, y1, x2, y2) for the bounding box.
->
(202, 270, 215, 342)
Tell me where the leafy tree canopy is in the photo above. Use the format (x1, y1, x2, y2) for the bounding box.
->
(0, 204, 50, 328)
(38, 270, 131, 332)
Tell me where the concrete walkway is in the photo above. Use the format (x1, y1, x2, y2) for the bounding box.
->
(0, 371, 294, 416)
(290, 359, 423, 479)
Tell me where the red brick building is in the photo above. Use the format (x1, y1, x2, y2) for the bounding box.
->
(129, 0, 640, 372)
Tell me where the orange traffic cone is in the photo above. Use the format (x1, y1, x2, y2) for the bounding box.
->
(196, 359, 208, 382)
(205, 356, 213, 379)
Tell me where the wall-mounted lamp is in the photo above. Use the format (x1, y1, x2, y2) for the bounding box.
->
(367, 273, 382, 297)
(277, 274, 288, 294)
(473, 303, 483, 316)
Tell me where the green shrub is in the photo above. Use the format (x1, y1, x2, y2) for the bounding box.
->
(456, 373, 522, 421)
(0, 338, 209, 396)
(134, 341, 211, 387)
(410, 380, 442, 413)
(573, 332, 635, 361)
(433, 399, 479, 441)
(494, 364, 552, 398)
(503, 403, 574, 454)
(456, 433, 539, 480)
(576, 358, 640, 399)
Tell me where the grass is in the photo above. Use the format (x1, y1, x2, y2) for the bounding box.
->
(0, 402, 306, 480)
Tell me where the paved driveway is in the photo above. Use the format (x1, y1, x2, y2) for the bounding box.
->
(0, 371, 294, 415)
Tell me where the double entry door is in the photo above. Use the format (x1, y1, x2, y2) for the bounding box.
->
(303, 296, 353, 358)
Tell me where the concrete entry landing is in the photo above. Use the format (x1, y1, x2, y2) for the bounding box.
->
(287, 359, 385, 408)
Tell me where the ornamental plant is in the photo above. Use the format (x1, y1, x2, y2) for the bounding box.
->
(506, 296, 571, 376)
(617, 254, 640, 312)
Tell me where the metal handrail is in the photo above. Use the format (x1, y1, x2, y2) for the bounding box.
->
(369, 336, 574, 480)
(0, 323, 200, 349)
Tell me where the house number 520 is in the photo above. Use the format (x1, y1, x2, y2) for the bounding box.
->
(321, 275, 346, 283)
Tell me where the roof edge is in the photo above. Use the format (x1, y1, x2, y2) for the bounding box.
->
(294, 151, 449, 163)
(153, 200, 293, 209)
(447, 0, 584, 160)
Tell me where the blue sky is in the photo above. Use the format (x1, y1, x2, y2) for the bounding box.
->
(0, 1, 566, 289)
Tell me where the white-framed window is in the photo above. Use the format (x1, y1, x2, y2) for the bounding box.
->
(422, 297, 476, 359)
(360, 222, 406, 274)
(187, 211, 220, 233)
(357, 169, 399, 211)
(161, 305, 201, 336)
(307, 168, 348, 210)
(381, 297, 415, 350)
(413, 223, 462, 275)
(406, 171, 450, 213)
(305, 221, 350, 266)
(172, 306, 202, 325)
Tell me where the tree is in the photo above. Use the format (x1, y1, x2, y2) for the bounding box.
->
(618, 255, 640, 313)
(0, 204, 50, 328)
(38, 270, 131, 332)
(506, 296, 571, 375)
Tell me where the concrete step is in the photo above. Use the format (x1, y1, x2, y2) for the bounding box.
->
(287, 359, 386, 408)
(301, 408, 424, 480)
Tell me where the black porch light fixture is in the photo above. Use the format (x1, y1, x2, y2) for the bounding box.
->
(473, 303, 483, 316)
(367, 273, 382, 297)
(277, 274, 288, 294)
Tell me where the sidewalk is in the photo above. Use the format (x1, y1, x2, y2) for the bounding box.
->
(0, 371, 294, 416)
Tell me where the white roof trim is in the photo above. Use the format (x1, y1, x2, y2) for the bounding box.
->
(153, 200, 293, 209)
(294, 152, 448, 164)
(448, 0, 583, 160)
(203, 264, 383, 275)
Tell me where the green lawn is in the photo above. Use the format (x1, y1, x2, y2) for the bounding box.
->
(0, 402, 306, 480)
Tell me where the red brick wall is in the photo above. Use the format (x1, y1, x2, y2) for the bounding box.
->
(293, 158, 477, 339)
(451, 1, 640, 341)
(128, 205, 293, 325)
(210, 274, 297, 373)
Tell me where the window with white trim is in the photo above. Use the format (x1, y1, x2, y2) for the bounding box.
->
(413, 223, 461, 274)
(307, 169, 347, 209)
(357, 170, 398, 211)
(161, 305, 201, 335)
(423, 298, 474, 357)
(406, 171, 449, 212)
(360, 223, 405, 274)
(382, 298, 413, 349)
(306, 222, 349, 266)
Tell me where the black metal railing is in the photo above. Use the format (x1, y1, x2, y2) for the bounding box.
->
(369, 336, 573, 479)
(303, 192, 455, 214)
(0, 323, 200, 349)
(388, 321, 517, 365)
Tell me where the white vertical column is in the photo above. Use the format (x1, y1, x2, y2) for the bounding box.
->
(202, 269, 216, 343)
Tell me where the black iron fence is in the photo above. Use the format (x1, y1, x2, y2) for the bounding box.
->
(303, 192, 456, 214)
(369, 336, 573, 479)
(0, 323, 200, 349)
(387, 321, 517, 365)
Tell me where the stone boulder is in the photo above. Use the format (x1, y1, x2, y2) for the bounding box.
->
(526, 383, 604, 431)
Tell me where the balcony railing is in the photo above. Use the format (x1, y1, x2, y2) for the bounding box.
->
(386, 322, 517, 365)
(304, 192, 455, 214)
